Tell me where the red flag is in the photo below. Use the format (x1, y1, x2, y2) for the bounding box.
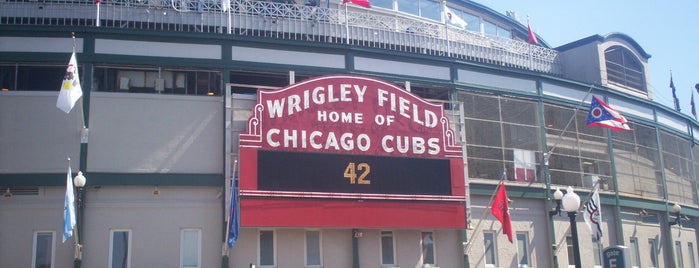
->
(527, 23, 539, 45)
(491, 182, 513, 243)
(343, 0, 371, 8)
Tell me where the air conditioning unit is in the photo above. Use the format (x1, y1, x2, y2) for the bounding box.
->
(155, 78, 165, 92)
(583, 175, 599, 188)
(119, 77, 130, 90)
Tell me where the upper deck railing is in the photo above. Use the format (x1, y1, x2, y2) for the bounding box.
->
(0, 0, 562, 75)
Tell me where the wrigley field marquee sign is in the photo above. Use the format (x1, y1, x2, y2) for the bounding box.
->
(238, 74, 466, 228)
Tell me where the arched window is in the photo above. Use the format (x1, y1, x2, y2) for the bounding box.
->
(605, 46, 646, 92)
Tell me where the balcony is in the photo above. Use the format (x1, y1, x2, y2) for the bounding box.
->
(0, 0, 561, 75)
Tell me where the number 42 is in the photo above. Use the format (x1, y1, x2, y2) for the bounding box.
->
(344, 162, 371, 184)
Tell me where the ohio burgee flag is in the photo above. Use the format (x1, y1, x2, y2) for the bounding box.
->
(586, 96, 631, 131)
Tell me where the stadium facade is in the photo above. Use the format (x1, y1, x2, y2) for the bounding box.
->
(1, 0, 698, 267)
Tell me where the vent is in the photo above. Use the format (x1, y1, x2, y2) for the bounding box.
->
(2, 186, 40, 197)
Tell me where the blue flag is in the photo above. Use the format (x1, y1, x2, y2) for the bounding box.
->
(63, 166, 76, 242)
(227, 180, 239, 248)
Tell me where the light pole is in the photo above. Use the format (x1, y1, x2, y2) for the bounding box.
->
(561, 186, 581, 268)
(73, 171, 86, 268)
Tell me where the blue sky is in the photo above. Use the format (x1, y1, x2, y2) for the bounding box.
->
(479, 0, 699, 118)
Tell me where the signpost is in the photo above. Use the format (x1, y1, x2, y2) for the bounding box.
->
(603, 246, 630, 268)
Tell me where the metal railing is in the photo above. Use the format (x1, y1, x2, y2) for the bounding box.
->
(0, 0, 562, 75)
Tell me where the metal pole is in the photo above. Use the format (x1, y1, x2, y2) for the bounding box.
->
(568, 211, 582, 268)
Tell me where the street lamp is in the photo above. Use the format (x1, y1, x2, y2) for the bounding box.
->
(669, 203, 682, 226)
(549, 187, 564, 216)
(73, 171, 86, 268)
(561, 186, 581, 268)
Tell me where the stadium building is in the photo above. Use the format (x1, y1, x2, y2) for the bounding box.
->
(1, 0, 698, 267)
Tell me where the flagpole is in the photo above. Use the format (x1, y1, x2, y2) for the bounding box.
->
(67, 157, 81, 256)
(71, 32, 86, 130)
(96, 1, 100, 27)
(463, 171, 506, 254)
(222, 158, 238, 262)
(443, 1, 450, 57)
(227, 1, 231, 34)
(545, 85, 595, 162)
(345, 3, 349, 45)
(527, 16, 533, 70)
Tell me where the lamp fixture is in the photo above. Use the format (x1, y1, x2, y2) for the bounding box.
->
(669, 203, 682, 226)
(549, 187, 563, 216)
(638, 209, 648, 216)
(74, 171, 86, 188)
(561, 186, 580, 213)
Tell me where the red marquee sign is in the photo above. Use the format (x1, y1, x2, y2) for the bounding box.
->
(239, 74, 466, 229)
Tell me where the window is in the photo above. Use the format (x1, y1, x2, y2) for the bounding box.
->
(181, 229, 201, 268)
(629, 237, 640, 268)
(381, 231, 395, 266)
(418, 0, 441, 21)
(305, 231, 321, 267)
(604, 46, 645, 92)
(566, 236, 575, 267)
(0, 64, 70, 91)
(394, 0, 439, 20)
(483, 20, 510, 38)
(396, 0, 418, 16)
(592, 236, 602, 267)
(94, 66, 221, 95)
(660, 130, 696, 206)
(259, 230, 275, 267)
(421, 232, 435, 265)
(460, 93, 543, 182)
(689, 242, 697, 268)
(649, 238, 659, 268)
(371, 0, 393, 9)
(109, 230, 131, 268)
(677, 241, 685, 268)
(612, 123, 663, 198)
(545, 103, 612, 188)
(484, 232, 497, 266)
(516, 233, 530, 267)
(33, 231, 54, 268)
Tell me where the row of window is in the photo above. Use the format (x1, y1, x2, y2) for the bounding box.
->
(258, 230, 436, 267)
(483, 232, 531, 267)
(369, 0, 512, 39)
(461, 91, 699, 205)
(31, 229, 438, 268)
(33, 229, 199, 268)
(482, 232, 697, 268)
(0, 65, 222, 96)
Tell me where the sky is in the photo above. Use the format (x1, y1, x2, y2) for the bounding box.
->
(478, 0, 699, 118)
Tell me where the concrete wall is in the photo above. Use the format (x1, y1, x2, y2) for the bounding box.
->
(88, 92, 223, 174)
(468, 197, 552, 268)
(558, 41, 602, 87)
(0, 186, 222, 268)
(0, 92, 83, 173)
(0, 92, 223, 175)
